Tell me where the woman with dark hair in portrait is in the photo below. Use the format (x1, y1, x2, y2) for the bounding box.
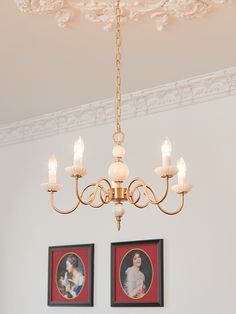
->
(124, 250, 146, 298)
(59, 254, 84, 298)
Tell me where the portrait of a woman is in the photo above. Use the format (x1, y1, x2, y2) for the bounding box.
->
(57, 253, 85, 299)
(120, 249, 152, 299)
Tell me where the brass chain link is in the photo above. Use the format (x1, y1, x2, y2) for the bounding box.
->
(115, 0, 121, 134)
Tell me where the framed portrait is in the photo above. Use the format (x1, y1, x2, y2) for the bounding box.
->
(111, 239, 163, 307)
(48, 244, 94, 306)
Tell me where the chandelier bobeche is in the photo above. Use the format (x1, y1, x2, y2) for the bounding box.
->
(42, 0, 192, 230)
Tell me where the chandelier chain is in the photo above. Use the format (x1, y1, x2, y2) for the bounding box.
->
(115, 0, 121, 135)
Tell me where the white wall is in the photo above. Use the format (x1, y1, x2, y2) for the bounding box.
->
(0, 98, 235, 314)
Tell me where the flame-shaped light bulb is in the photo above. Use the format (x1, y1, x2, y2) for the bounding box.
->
(74, 136, 84, 168)
(48, 155, 57, 183)
(177, 157, 186, 185)
(161, 137, 172, 167)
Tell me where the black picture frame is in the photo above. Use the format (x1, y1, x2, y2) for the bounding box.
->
(111, 239, 164, 307)
(48, 244, 94, 307)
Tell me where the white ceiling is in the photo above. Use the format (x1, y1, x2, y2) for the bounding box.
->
(1, 1, 236, 124)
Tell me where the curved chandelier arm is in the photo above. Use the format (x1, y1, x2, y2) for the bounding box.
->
(157, 192, 185, 215)
(127, 178, 156, 208)
(50, 191, 80, 214)
(127, 177, 169, 208)
(49, 177, 81, 214)
(127, 181, 146, 208)
(76, 177, 113, 208)
(150, 176, 169, 205)
(127, 177, 184, 214)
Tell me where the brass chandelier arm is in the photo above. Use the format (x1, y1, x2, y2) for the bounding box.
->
(80, 184, 108, 208)
(49, 176, 82, 214)
(143, 177, 169, 205)
(127, 177, 169, 208)
(145, 181, 185, 215)
(157, 192, 185, 216)
(76, 177, 113, 208)
(127, 177, 185, 215)
(50, 191, 80, 214)
(127, 178, 150, 208)
(128, 184, 142, 205)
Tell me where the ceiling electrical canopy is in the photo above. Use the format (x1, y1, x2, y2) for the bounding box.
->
(15, 0, 231, 30)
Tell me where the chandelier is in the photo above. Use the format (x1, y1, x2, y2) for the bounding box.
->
(42, 0, 192, 230)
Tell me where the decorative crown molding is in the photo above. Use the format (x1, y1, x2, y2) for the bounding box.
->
(15, 0, 231, 30)
(0, 66, 236, 147)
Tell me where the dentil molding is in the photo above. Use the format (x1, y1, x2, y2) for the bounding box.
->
(0, 66, 236, 147)
(15, 0, 231, 31)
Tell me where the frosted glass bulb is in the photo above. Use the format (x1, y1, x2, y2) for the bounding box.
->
(177, 157, 186, 176)
(74, 136, 84, 158)
(161, 137, 172, 156)
(113, 203, 125, 217)
(48, 155, 57, 171)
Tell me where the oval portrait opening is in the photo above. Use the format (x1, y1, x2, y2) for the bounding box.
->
(120, 249, 153, 299)
(56, 253, 85, 299)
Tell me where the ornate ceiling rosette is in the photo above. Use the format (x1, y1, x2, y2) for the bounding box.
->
(15, 0, 230, 30)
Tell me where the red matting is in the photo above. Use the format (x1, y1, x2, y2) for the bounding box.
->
(114, 242, 159, 303)
(50, 247, 90, 303)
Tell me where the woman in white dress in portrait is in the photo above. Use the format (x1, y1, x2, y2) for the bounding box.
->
(124, 251, 146, 298)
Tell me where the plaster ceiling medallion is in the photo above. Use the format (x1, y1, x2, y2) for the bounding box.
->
(15, 0, 230, 30)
